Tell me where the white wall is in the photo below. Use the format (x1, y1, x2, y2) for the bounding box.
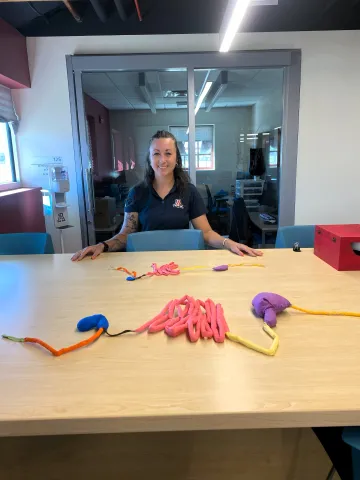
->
(12, 31, 360, 252)
(253, 90, 283, 133)
(110, 106, 253, 194)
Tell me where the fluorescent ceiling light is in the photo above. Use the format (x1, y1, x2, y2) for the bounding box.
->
(274, 126, 282, 130)
(195, 82, 213, 115)
(219, 0, 252, 53)
(262, 132, 270, 136)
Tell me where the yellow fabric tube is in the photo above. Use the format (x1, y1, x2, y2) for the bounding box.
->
(291, 305, 360, 318)
(225, 323, 279, 356)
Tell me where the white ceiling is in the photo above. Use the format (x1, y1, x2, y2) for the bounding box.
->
(82, 68, 284, 111)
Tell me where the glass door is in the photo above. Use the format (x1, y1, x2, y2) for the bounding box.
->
(193, 67, 284, 247)
(78, 68, 189, 244)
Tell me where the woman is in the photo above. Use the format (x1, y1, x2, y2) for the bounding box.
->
(72, 130, 262, 261)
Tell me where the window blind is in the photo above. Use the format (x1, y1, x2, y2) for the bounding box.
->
(0, 85, 18, 123)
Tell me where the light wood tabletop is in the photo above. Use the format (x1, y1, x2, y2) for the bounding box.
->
(1, 249, 360, 437)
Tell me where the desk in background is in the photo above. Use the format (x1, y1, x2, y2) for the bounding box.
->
(249, 212, 278, 247)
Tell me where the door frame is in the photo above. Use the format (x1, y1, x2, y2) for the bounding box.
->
(66, 50, 301, 247)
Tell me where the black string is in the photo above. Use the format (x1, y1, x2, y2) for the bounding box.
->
(134, 274, 147, 280)
(104, 329, 134, 337)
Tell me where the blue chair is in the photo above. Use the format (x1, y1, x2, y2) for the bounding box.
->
(0, 233, 54, 255)
(126, 230, 205, 252)
(275, 225, 315, 249)
(343, 428, 360, 479)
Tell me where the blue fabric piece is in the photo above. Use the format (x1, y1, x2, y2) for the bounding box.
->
(97, 317, 110, 330)
(77, 314, 109, 332)
(126, 276, 136, 281)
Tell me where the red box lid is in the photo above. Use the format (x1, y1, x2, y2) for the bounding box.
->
(317, 224, 360, 238)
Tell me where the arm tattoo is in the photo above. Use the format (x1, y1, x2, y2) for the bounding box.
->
(108, 212, 139, 252)
(123, 213, 138, 233)
(109, 238, 126, 252)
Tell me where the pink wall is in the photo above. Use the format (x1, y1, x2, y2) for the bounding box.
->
(0, 188, 45, 233)
(0, 19, 30, 89)
(84, 94, 113, 178)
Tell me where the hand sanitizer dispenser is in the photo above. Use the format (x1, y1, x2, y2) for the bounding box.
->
(49, 166, 70, 228)
(49, 166, 73, 252)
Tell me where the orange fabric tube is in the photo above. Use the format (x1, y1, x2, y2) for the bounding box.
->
(24, 328, 104, 357)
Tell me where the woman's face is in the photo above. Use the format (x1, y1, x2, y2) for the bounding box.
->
(149, 138, 177, 179)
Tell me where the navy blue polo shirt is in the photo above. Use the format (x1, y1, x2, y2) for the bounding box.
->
(124, 182, 207, 231)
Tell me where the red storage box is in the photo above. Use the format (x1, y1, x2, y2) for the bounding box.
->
(314, 224, 360, 271)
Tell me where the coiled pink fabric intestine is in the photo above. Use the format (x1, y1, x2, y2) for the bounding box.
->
(147, 262, 180, 277)
(135, 296, 229, 343)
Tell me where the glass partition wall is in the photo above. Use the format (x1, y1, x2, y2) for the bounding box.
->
(193, 68, 284, 243)
(67, 52, 300, 247)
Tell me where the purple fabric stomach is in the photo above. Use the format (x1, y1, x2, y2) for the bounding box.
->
(252, 292, 291, 327)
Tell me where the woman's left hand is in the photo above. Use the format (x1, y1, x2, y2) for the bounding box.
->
(225, 239, 263, 257)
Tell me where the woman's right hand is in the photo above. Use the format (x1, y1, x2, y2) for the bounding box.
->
(71, 243, 105, 262)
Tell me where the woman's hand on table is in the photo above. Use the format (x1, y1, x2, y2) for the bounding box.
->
(225, 239, 263, 257)
(71, 243, 105, 262)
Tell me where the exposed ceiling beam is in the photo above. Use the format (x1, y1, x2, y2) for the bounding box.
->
(63, 0, 82, 22)
(88, 0, 107, 22)
(0, 0, 81, 22)
(206, 71, 228, 112)
(113, 0, 128, 21)
(139, 72, 156, 114)
(133, 0, 142, 21)
(0, 0, 58, 2)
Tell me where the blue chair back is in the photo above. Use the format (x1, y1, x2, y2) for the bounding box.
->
(275, 225, 315, 249)
(343, 428, 360, 479)
(126, 230, 205, 252)
(0, 233, 54, 255)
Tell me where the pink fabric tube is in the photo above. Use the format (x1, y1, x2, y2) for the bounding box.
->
(200, 314, 213, 339)
(148, 314, 169, 333)
(168, 299, 178, 318)
(208, 299, 221, 342)
(134, 296, 228, 343)
(135, 300, 173, 332)
(216, 304, 226, 343)
(187, 316, 201, 342)
(165, 323, 188, 337)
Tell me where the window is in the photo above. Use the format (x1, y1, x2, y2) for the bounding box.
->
(0, 123, 16, 184)
(268, 128, 281, 168)
(169, 125, 215, 171)
(269, 147, 278, 167)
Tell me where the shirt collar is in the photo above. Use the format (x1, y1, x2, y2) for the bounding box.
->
(150, 182, 177, 199)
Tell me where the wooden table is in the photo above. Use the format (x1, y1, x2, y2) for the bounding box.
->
(1, 250, 360, 439)
(249, 212, 278, 247)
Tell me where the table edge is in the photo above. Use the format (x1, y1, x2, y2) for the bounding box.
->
(2, 410, 360, 437)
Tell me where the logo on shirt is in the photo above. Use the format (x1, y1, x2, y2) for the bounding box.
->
(173, 199, 184, 209)
(125, 197, 134, 209)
